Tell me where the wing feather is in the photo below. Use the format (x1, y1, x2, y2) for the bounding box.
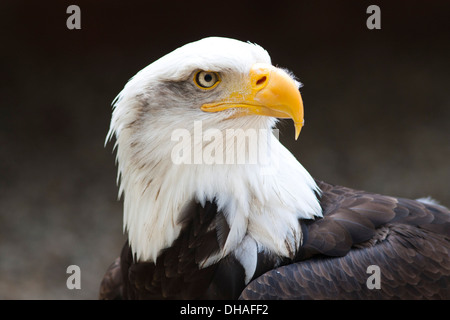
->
(100, 180, 450, 299)
(240, 181, 450, 299)
(98, 257, 123, 300)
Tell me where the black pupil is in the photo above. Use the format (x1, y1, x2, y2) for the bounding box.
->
(204, 73, 213, 83)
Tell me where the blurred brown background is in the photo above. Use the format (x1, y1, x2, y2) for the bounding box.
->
(0, 0, 448, 299)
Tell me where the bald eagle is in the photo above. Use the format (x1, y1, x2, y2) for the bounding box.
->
(99, 37, 450, 300)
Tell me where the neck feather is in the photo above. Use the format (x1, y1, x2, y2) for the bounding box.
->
(114, 116, 322, 263)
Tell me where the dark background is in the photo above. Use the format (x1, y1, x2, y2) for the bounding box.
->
(0, 0, 448, 299)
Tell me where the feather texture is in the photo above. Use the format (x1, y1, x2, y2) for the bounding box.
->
(99, 37, 450, 300)
(239, 180, 450, 299)
(100, 181, 450, 299)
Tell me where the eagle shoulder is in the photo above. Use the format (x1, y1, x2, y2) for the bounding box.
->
(240, 180, 450, 299)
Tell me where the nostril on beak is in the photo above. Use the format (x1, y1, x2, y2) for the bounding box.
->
(256, 75, 267, 86)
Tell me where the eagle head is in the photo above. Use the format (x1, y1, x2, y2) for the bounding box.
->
(107, 37, 321, 273)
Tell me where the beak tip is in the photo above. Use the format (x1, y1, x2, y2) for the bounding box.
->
(294, 122, 303, 140)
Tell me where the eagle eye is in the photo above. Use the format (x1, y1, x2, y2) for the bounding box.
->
(194, 71, 220, 89)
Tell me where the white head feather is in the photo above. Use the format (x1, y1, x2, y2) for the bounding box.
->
(107, 37, 322, 280)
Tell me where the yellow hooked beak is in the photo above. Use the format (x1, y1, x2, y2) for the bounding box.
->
(200, 63, 304, 140)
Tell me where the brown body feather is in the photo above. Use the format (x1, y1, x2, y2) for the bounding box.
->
(99, 180, 450, 299)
